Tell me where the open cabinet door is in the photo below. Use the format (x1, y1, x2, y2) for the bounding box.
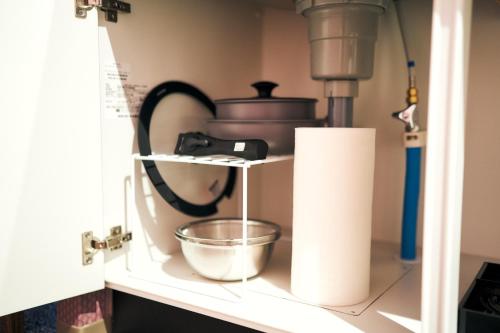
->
(0, 1, 103, 316)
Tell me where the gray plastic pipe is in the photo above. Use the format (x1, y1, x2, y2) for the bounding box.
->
(328, 97, 353, 127)
(296, 0, 388, 128)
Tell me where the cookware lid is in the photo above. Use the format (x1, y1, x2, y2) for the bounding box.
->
(137, 81, 236, 218)
(214, 81, 317, 104)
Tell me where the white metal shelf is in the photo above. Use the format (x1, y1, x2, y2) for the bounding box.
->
(132, 153, 293, 168)
(129, 152, 294, 301)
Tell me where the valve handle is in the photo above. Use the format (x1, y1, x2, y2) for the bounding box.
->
(393, 104, 418, 132)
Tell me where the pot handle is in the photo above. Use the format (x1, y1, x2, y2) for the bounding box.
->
(251, 81, 278, 98)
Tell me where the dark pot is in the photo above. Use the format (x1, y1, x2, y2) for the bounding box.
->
(215, 81, 317, 120)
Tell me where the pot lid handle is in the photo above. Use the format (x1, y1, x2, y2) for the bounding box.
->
(251, 81, 278, 98)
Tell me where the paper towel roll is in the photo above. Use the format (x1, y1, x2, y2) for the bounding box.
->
(291, 128, 375, 306)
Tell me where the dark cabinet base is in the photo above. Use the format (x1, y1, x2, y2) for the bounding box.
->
(112, 291, 262, 333)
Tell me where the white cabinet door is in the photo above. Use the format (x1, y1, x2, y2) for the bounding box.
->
(0, 1, 103, 316)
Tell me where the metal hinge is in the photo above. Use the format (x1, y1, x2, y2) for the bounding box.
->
(75, 0, 131, 23)
(82, 226, 132, 265)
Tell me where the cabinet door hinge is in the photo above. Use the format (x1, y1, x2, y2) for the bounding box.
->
(82, 226, 132, 265)
(75, 0, 131, 23)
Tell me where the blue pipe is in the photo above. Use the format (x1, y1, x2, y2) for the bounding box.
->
(401, 147, 422, 261)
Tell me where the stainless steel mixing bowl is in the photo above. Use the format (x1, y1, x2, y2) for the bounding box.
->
(175, 219, 281, 281)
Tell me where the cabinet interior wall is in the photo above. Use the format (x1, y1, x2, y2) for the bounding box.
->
(100, 0, 500, 277)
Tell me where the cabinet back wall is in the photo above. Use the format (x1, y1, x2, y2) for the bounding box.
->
(100, 0, 500, 269)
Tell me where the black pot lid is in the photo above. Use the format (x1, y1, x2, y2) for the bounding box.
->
(137, 81, 236, 217)
(214, 81, 317, 104)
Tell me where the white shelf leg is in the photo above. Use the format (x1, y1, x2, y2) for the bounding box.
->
(242, 166, 248, 299)
(421, 1, 472, 332)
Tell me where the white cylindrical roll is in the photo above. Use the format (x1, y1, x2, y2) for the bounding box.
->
(291, 128, 375, 306)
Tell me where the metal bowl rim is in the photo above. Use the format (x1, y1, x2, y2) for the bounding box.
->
(175, 218, 281, 247)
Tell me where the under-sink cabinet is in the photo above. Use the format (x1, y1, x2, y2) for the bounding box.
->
(0, 0, 493, 333)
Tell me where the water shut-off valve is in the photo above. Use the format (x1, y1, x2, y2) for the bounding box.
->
(392, 59, 425, 261)
(393, 104, 419, 133)
(393, 61, 420, 133)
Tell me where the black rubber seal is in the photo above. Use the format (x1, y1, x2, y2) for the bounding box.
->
(137, 81, 236, 217)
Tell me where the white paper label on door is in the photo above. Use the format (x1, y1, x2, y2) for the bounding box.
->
(102, 62, 148, 119)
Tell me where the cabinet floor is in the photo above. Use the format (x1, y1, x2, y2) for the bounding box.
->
(106, 241, 491, 333)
